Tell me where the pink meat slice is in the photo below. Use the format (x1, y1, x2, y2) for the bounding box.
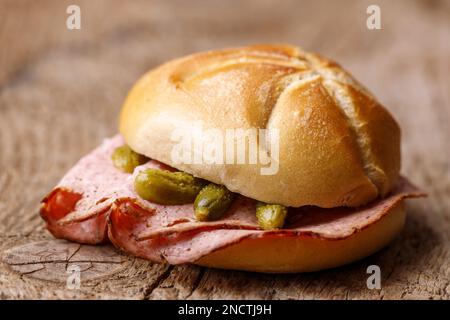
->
(40, 135, 426, 264)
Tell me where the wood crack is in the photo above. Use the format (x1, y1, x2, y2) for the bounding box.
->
(143, 265, 174, 300)
(185, 267, 206, 300)
(19, 265, 46, 275)
(66, 244, 82, 269)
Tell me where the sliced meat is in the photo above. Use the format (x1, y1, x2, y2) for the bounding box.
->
(40, 135, 426, 264)
(41, 188, 108, 244)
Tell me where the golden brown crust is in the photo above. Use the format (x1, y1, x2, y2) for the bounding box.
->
(119, 44, 400, 208)
(195, 202, 406, 273)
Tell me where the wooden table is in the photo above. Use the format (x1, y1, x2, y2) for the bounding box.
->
(0, 0, 448, 299)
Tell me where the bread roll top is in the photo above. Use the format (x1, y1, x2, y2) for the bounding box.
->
(119, 44, 400, 208)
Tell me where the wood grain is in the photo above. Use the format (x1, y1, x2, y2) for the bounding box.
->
(0, 0, 449, 299)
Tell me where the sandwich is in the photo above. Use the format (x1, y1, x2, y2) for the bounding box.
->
(40, 44, 425, 273)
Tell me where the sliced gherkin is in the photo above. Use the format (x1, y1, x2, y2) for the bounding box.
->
(194, 184, 235, 221)
(134, 169, 205, 205)
(255, 202, 287, 230)
(111, 145, 148, 173)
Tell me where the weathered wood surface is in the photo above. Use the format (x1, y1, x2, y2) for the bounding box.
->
(0, 0, 449, 299)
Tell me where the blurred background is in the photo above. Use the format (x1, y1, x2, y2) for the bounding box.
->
(0, 0, 449, 299)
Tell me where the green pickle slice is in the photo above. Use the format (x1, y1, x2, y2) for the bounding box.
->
(134, 169, 205, 205)
(112, 145, 148, 173)
(256, 202, 287, 230)
(194, 184, 235, 221)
